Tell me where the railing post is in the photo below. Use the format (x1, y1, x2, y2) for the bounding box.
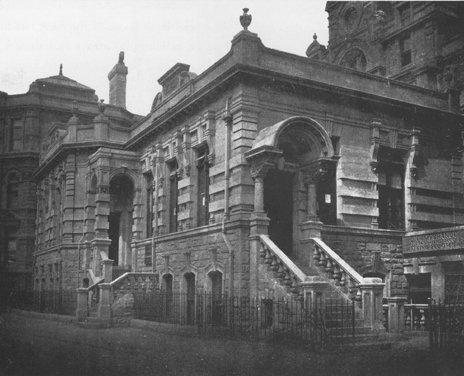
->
(76, 288, 89, 322)
(386, 296, 407, 333)
(101, 258, 114, 282)
(97, 283, 113, 322)
(300, 276, 329, 310)
(359, 277, 385, 331)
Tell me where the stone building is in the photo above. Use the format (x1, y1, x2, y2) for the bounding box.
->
(1, 2, 464, 321)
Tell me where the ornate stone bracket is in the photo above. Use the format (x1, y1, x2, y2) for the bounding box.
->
(370, 120, 381, 173)
(300, 158, 336, 183)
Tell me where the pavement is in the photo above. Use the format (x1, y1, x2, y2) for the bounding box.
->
(0, 311, 463, 376)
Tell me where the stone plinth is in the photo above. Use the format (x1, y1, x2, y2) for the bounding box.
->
(359, 277, 385, 331)
(386, 296, 407, 333)
(75, 288, 89, 322)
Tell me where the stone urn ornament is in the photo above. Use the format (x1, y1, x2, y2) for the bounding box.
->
(240, 8, 252, 30)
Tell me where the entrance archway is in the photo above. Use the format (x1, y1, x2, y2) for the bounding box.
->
(108, 174, 134, 267)
(246, 116, 337, 257)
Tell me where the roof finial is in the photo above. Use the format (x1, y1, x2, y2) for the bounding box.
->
(313, 33, 318, 41)
(59, 64, 63, 76)
(240, 8, 252, 31)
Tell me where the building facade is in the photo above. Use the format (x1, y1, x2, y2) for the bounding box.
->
(1, 3, 464, 315)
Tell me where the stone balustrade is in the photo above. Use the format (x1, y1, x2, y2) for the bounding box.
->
(311, 237, 364, 301)
(258, 234, 307, 295)
(404, 303, 428, 330)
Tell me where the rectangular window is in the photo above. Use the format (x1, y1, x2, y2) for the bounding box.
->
(145, 173, 154, 237)
(168, 161, 178, 233)
(197, 147, 210, 227)
(400, 35, 412, 67)
(377, 150, 405, 230)
(144, 244, 152, 267)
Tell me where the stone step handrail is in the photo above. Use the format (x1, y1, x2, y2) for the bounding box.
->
(311, 237, 364, 300)
(110, 272, 157, 289)
(258, 235, 307, 294)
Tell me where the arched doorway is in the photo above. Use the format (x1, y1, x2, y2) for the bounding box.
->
(208, 271, 223, 325)
(162, 273, 173, 319)
(108, 174, 134, 267)
(246, 116, 337, 258)
(183, 272, 196, 325)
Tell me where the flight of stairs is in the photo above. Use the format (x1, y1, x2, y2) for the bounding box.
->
(257, 235, 383, 340)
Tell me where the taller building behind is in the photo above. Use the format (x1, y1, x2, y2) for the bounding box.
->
(307, 1, 464, 110)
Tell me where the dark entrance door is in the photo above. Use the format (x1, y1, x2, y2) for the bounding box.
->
(108, 212, 120, 265)
(185, 273, 195, 325)
(209, 271, 223, 325)
(264, 170, 293, 255)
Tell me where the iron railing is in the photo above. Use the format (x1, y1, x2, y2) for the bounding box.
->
(8, 289, 77, 316)
(429, 300, 464, 350)
(133, 291, 356, 348)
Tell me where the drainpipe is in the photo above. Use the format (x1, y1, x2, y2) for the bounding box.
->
(77, 218, 85, 286)
(222, 99, 234, 296)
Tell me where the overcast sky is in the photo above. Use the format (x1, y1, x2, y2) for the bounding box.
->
(0, 0, 329, 115)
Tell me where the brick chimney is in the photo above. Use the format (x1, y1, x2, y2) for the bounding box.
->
(108, 51, 128, 109)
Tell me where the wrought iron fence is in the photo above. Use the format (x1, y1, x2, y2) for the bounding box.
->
(7, 289, 77, 316)
(133, 291, 356, 348)
(429, 301, 464, 350)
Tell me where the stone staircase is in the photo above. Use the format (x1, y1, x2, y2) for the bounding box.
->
(257, 234, 384, 336)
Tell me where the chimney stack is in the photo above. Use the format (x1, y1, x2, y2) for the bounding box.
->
(108, 51, 128, 109)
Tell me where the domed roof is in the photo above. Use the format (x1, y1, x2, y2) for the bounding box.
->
(29, 65, 97, 101)
(35, 73, 94, 92)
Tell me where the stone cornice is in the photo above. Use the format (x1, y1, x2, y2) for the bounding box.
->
(127, 36, 460, 148)
(34, 141, 126, 179)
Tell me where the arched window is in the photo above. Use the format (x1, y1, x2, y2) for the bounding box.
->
(340, 48, 367, 72)
(6, 172, 19, 210)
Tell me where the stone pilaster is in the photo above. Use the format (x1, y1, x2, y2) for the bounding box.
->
(132, 186, 143, 241)
(62, 154, 76, 243)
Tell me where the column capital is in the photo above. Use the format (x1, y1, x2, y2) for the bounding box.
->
(250, 161, 274, 180)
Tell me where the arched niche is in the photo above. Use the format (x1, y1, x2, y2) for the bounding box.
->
(340, 48, 367, 72)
